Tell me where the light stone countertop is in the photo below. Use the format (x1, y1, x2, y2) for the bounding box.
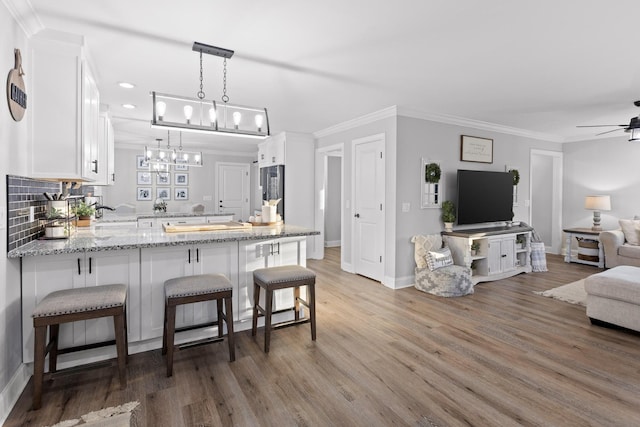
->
(8, 224, 319, 258)
(97, 212, 229, 223)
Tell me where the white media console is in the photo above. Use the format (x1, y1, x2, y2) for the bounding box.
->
(442, 224, 533, 285)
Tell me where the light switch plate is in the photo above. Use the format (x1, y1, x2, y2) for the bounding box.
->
(203, 195, 212, 201)
(402, 202, 410, 213)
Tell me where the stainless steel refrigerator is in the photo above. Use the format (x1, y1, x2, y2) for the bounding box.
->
(260, 165, 285, 220)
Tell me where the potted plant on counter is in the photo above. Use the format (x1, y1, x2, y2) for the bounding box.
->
(73, 201, 95, 227)
(44, 207, 67, 238)
(441, 200, 456, 232)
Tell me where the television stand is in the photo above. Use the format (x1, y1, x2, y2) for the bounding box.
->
(442, 224, 533, 285)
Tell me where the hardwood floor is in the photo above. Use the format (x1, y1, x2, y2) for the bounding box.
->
(6, 249, 640, 426)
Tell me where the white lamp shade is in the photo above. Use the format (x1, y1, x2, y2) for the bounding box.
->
(585, 195, 611, 211)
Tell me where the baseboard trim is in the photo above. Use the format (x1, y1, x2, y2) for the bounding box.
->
(0, 363, 31, 424)
(383, 275, 414, 290)
(324, 240, 341, 248)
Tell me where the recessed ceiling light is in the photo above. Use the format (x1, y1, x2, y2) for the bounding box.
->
(122, 104, 136, 109)
(118, 82, 135, 89)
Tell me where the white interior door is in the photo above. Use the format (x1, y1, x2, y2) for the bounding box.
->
(530, 149, 563, 254)
(216, 162, 250, 221)
(352, 135, 385, 281)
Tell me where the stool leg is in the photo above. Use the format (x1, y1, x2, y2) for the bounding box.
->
(113, 311, 127, 388)
(33, 325, 47, 410)
(162, 302, 168, 355)
(294, 286, 301, 322)
(264, 289, 273, 353)
(49, 324, 59, 373)
(225, 296, 236, 362)
(165, 303, 177, 377)
(124, 304, 129, 363)
(309, 282, 316, 341)
(252, 282, 260, 337)
(216, 298, 224, 338)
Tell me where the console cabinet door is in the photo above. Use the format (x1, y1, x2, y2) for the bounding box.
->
(487, 236, 516, 275)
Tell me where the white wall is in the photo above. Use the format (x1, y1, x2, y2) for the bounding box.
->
(1, 2, 32, 420)
(562, 134, 640, 230)
(324, 156, 341, 245)
(102, 146, 256, 214)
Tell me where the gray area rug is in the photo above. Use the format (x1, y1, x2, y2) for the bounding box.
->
(534, 279, 587, 307)
(46, 401, 139, 427)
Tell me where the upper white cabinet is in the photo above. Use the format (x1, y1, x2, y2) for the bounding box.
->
(30, 30, 101, 181)
(258, 133, 286, 167)
(95, 108, 115, 185)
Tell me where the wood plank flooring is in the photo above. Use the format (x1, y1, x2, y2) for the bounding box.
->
(5, 249, 640, 426)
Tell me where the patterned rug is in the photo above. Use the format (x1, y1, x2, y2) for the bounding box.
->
(534, 279, 587, 306)
(46, 401, 139, 427)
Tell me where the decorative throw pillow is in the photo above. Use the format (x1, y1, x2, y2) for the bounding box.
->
(411, 234, 443, 268)
(425, 247, 454, 271)
(619, 219, 640, 246)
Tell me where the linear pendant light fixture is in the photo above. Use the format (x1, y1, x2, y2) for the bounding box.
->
(151, 42, 270, 139)
(144, 131, 203, 170)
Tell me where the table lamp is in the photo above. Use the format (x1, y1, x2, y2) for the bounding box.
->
(585, 195, 611, 231)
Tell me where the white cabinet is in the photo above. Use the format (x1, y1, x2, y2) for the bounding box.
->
(443, 226, 532, 285)
(22, 249, 140, 363)
(140, 242, 238, 340)
(238, 237, 306, 321)
(95, 109, 115, 185)
(258, 134, 285, 167)
(30, 31, 102, 181)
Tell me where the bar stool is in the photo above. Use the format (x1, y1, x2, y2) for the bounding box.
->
(162, 274, 235, 377)
(252, 265, 316, 353)
(32, 284, 128, 410)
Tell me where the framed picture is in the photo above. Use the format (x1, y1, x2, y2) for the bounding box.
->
(174, 160, 189, 171)
(174, 188, 189, 200)
(460, 135, 493, 164)
(137, 187, 152, 201)
(136, 155, 149, 170)
(156, 172, 170, 185)
(137, 171, 152, 185)
(174, 173, 189, 186)
(156, 187, 170, 200)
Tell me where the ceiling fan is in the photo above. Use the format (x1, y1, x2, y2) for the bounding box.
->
(577, 100, 640, 141)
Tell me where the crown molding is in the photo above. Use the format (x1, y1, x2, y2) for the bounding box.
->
(2, 0, 43, 36)
(396, 106, 565, 143)
(313, 106, 398, 139)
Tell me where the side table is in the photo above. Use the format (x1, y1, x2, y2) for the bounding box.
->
(563, 227, 605, 268)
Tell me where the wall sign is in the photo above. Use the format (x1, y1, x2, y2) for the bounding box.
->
(460, 135, 493, 163)
(6, 48, 27, 121)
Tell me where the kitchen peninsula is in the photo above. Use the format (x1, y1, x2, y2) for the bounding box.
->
(9, 223, 319, 368)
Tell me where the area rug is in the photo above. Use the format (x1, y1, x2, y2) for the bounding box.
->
(46, 401, 139, 427)
(534, 279, 587, 306)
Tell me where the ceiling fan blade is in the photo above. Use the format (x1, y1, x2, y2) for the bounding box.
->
(596, 128, 626, 136)
(576, 125, 627, 128)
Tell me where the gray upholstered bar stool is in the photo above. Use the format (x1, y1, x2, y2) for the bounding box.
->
(162, 273, 235, 377)
(252, 265, 316, 353)
(32, 284, 128, 410)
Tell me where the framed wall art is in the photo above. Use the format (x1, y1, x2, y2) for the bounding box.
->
(156, 172, 170, 185)
(137, 187, 152, 201)
(136, 155, 149, 170)
(156, 187, 170, 200)
(174, 173, 189, 186)
(174, 188, 189, 200)
(460, 135, 493, 164)
(174, 160, 189, 171)
(137, 171, 152, 185)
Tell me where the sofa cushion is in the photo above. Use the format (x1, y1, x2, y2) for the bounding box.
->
(617, 244, 640, 259)
(425, 247, 454, 271)
(618, 219, 640, 245)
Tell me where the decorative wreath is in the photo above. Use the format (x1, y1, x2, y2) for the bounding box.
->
(425, 163, 441, 183)
(509, 169, 520, 186)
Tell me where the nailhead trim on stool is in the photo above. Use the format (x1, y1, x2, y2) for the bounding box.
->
(32, 284, 128, 410)
(252, 265, 317, 353)
(162, 274, 235, 377)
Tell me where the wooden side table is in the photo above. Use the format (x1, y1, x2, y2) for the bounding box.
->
(563, 227, 605, 268)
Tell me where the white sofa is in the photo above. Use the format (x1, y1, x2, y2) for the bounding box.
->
(601, 229, 640, 268)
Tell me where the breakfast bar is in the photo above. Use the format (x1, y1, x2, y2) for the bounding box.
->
(9, 223, 319, 369)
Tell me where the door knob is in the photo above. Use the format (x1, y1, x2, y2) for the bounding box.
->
(354, 213, 360, 218)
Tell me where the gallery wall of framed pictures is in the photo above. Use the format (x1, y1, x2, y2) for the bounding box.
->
(136, 155, 189, 201)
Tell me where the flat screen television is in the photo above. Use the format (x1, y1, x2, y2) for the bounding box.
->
(456, 170, 513, 225)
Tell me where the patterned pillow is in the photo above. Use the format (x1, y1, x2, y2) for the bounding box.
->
(411, 235, 443, 268)
(425, 247, 454, 271)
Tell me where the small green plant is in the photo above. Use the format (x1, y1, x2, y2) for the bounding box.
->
(470, 241, 480, 252)
(441, 200, 456, 223)
(46, 207, 62, 219)
(425, 163, 441, 183)
(73, 201, 95, 218)
(516, 235, 527, 245)
(509, 169, 520, 186)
